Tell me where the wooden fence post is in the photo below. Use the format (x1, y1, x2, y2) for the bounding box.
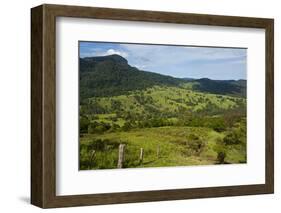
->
(117, 144, 125, 168)
(139, 148, 144, 164)
(89, 150, 96, 168)
(157, 145, 160, 158)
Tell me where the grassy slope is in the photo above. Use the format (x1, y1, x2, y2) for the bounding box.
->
(80, 126, 246, 169)
(80, 127, 220, 169)
(80, 85, 246, 170)
(83, 85, 246, 126)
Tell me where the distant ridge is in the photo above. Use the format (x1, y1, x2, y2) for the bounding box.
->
(191, 78, 246, 97)
(79, 54, 246, 100)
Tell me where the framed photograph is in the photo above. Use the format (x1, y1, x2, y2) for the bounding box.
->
(31, 4, 274, 208)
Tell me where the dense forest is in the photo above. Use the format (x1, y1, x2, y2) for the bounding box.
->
(79, 54, 247, 170)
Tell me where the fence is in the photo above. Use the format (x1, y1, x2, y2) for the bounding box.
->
(89, 144, 161, 169)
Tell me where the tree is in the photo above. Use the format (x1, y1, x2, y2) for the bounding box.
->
(223, 131, 241, 145)
(209, 117, 226, 132)
(122, 121, 132, 131)
(214, 138, 227, 164)
(110, 123, 120, 132)
(88, 121, 111, 134)
(80, 116, 90, 133)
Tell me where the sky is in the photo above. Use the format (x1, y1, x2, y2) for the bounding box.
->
(79, 41, 247, 80)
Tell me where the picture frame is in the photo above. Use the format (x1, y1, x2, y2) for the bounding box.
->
(31, 4, 274, 208)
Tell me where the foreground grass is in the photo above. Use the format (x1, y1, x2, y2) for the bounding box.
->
(80, 126, 246, 170)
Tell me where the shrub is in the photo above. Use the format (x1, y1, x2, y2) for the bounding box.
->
(217, 151, 226, 164)
(88, 121, 111, 134)
(80, 116, 90, 133)
(223, 131, 241, 145)
(122, 121, 133, 131)
(210, 119, 226, 132)
(214, 138, 227, 164)
(110, 123, 120, 131)
(187, 134, 206, 154)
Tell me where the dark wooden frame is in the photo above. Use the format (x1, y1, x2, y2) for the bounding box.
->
(31, 4, 274, 208)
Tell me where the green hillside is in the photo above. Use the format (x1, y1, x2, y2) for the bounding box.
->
(80, 85, 245, 131)
(79, 55, 246, 99)
(79, 55, 247, 170)
(80, 55, 184, 99)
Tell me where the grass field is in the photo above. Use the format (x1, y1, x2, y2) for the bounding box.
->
(80, 85, 246, 170)
(80, 126, 246, 170)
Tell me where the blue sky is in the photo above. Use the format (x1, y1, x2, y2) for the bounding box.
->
(79, 41, 247, 80)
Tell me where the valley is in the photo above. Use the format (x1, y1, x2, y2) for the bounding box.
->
(79, 54, 247, 170)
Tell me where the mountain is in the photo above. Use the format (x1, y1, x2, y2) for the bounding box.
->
(79, 54, 246, 100)
(80, 54, 184, 99)
(190, 78, 246, 97)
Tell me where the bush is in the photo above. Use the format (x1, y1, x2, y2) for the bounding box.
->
(210, 119, 226, 132)
(88, 121, 111, 134)
(214, 138, 227, 164)
(223, 131, 241, 145)
(80, 116, 90, 133)
(122, 121, 133, 131)
(187, 134, 206, 154)
(217, 151, 226, 164)
(110, 123, 120, 132)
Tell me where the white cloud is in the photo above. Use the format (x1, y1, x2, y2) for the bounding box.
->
(120, 44, 246, 65)
(132, 64, 147, 70)
(95, 48, 129, 58)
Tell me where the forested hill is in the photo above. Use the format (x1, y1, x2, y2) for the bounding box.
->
(190, 78, 246, 97)
(79, 54, 246, 100)
(79, 54, 184, 99)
